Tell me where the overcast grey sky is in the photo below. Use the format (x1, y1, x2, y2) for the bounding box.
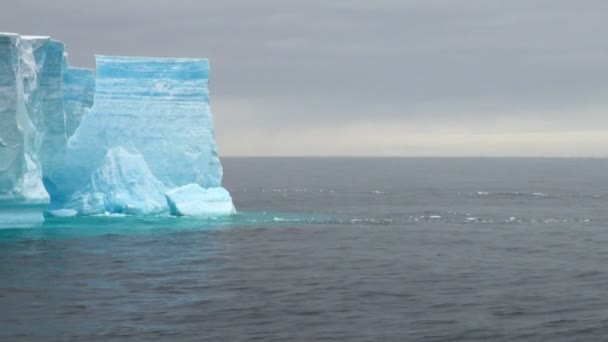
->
(3, 0, 608, 156)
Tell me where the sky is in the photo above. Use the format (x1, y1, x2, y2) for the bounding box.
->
(2, 0, 608, 156)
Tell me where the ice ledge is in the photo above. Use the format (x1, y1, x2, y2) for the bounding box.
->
(0, 202, 47, 228)
(0, 32, 20, 38)
(166, 184, 236, 217)
(95, 54, 209, 63)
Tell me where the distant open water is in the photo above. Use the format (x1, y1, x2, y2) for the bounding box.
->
(2, 158, 608, 341)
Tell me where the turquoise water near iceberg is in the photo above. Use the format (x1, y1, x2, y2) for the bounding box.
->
(3, 157, 608, 341)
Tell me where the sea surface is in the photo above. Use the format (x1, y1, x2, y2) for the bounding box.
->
(2, 157, 608, 341)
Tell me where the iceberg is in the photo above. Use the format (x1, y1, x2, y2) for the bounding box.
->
(166, 184, 236, 217)
(0, 32, 235, 224)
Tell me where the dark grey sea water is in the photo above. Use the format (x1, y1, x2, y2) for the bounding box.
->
(2, 158, 608, 341)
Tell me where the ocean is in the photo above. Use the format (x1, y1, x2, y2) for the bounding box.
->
(2, 157, 608, 341)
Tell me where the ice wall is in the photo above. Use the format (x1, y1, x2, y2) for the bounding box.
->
(63, 67, 95, 137)
(0, 33, 50, 205)
(37, 40, 68, 185)
(51, 55, 234, 216)
(0, 34, 61, 226)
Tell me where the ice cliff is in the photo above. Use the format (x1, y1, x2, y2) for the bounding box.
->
(0, 32, 235, 224)
(1, 34, 51, 206)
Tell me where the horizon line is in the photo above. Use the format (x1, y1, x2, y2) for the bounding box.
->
(221, 155, 608, 159)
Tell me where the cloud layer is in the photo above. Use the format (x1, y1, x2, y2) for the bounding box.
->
(3, 0, 608, 156)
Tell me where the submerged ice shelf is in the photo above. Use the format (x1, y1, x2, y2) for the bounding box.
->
(0, 32, 235, 225)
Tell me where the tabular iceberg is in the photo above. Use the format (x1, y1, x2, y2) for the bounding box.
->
(0, 32, 235, 224)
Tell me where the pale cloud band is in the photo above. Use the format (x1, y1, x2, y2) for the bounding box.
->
(3, 0, 607, 156)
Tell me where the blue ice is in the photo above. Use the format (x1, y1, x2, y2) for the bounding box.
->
(0, 33, 235, 221)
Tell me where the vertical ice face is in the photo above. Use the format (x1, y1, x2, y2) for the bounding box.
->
(0, 33, 53, 227)
(58, 56, 227, 210)
(38, 40, 68, 186)
(0, 33, 23, 201)
(63, 67, 95, 137)
(0, 33, 49, 205)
